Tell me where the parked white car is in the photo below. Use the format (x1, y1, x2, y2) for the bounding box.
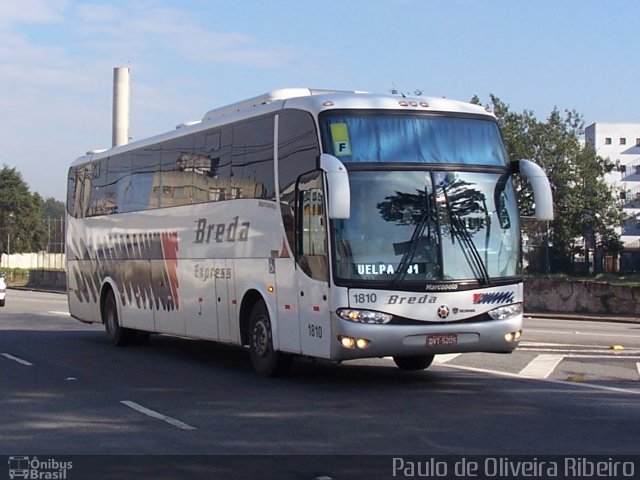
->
(0, 272, 6, 306)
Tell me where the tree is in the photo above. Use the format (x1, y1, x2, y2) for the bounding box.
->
(40, 196, 66, 219)
(472, 96, 625, 273)
(0, 166, 47, 254)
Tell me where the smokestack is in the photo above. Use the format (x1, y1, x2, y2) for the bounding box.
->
(112, 66, 131, 147)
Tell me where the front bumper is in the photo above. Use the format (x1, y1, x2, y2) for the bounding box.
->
(330, 313, 522, 361)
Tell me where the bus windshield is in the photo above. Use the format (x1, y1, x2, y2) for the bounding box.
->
(331, 169, 521, 288)
(320, 112, 508, 166)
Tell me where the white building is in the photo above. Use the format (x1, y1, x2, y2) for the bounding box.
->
(585, 123, 640, 250)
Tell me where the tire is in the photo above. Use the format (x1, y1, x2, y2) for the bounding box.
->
(0, 299, 5, 307)
(103, 290, 133, 346)
(393, 354, 435, 371)
(248, 300, 291, 376)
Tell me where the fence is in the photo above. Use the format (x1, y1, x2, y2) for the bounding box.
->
(1, 252, 66, 270)
(42, 217, 66, 254)
(1, 217, 66, 271)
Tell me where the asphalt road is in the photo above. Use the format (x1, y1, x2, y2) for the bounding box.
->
(1, 290, 639, 478)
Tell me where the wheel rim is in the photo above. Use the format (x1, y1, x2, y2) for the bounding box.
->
(107, 308, 116, 332)
(105, 297, 117, 335)
(251, 319, 270, 357)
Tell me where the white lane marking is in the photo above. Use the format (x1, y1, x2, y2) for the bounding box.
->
(120, 400, 196, 431)
(520, 345, 632, 352)
(1, 353, 33, 366)
(637, 363, 640, 379)
(433, 353, 461, 364)
(522, 354, 640, 360)
(519, 348, 640, 356)
(519, 354, 564, 378)
(49, 311, 70, 316)
(522, 341, 614, 348)
(525, 329, 640, 340)
(438, 363, 640, 396)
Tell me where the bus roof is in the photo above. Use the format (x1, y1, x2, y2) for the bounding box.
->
(74, 88, 494, 166)
(202, 88, 492, 121)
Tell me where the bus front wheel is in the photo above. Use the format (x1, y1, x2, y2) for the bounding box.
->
(393, 355, 435, 371)
(248, 300, 291, 376)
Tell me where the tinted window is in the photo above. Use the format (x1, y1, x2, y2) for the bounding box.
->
(278, 110, 319, 195)
(160, 137, 195, 207)
(88, 159, 109, 215)
(231, 116, 275, 200)
(67, 168, 77, 216)
(278, 109, 320, 253)
(297, 171, 327, 281)
(69, 114, 277, 216)
(75, 163, 93, 218)
(106, 154, 132, 214)
(321, 113, 508, 166)
(131, 146, 161, 211)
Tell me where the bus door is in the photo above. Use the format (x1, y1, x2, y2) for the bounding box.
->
(295, 172, 331, 358)
(183, 258, 233, 342)
(215, 258, 234, 342)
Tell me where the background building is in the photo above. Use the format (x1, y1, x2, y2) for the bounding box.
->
(585, 123, 640, 271)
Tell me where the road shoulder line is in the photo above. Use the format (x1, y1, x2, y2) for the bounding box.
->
(439, 363, 640, 396)
(120, 400, 197, 431)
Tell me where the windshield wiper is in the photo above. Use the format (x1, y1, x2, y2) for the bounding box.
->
(392, 209, 431, 287)
(442, 188, 491, 286)
(391, 187, 440, 287)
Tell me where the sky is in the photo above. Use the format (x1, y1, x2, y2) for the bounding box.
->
(1, 0, 639, 202)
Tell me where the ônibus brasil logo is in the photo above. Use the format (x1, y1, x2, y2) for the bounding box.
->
(8, 456, 73, 479)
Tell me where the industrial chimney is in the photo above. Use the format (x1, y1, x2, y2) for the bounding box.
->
(112, 66, 131, 147)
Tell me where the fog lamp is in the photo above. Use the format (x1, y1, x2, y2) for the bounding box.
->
(339, 336, 355, 349)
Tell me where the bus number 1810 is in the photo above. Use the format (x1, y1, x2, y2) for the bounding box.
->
(308, 324, 323, 338)
(352, 293, 377, 304)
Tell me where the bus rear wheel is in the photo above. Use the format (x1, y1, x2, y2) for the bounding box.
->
(103, 290, 133, 346)
(248, 300, 291, 376)
(393, 354, 435, 371)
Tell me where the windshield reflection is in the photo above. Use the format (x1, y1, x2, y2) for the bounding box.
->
(331, 170, 521, 288)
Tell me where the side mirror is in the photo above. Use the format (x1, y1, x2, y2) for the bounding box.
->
(514, 159, 554, 221)
(320, 154, 350, 220)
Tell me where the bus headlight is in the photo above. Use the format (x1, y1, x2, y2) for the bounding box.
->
(337, 308, 392, 324)
(487, 303, 523, 321)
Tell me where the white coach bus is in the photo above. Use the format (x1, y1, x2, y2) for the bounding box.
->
(66, 88, 553, 376)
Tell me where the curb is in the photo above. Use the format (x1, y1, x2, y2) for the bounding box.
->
(8, 286, 66, 295)
(525, 311, 640, 324)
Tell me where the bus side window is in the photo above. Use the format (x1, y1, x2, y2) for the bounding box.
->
(67, 168, 77, 217)
(244, 116, 275, 200)
(278, 109, 320, 257)
(217, 126, 233, 199)
(229, 116, 275, 201)
(89, 159, 108, 216)
(160, 136, 195, 207)
(297, 171, 328, 281)
(132, 146, 161, 211)
(78, 163, 92, 218)
(107, 153, 132, 214)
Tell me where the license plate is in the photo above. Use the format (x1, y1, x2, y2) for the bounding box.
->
(427, 333, 458, 346)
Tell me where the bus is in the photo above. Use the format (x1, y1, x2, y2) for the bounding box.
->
(66, 88, 553, 376)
